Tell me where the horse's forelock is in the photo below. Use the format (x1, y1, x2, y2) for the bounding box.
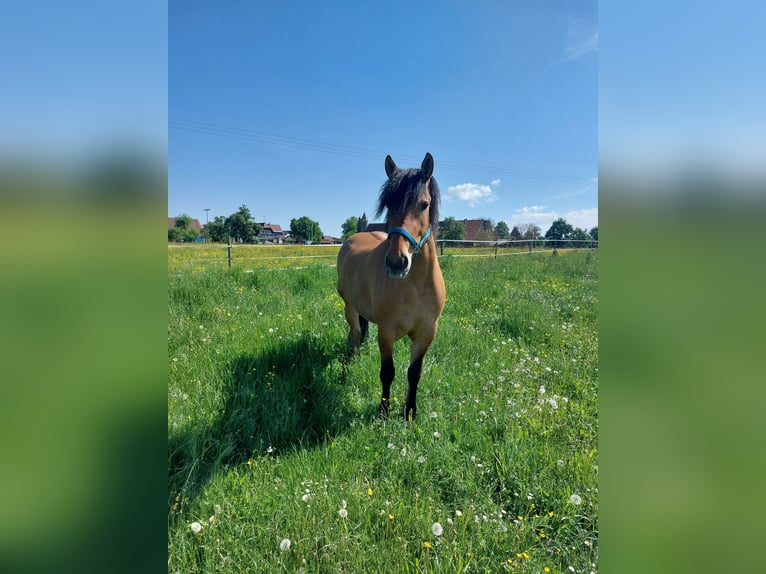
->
(375, 168, 440, 227)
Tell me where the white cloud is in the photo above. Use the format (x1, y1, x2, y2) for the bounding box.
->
(446, 182, 498, 207)
(565, 208, 598, 230)
(565, 16, 598, 61)
(491, 179, 501, 187)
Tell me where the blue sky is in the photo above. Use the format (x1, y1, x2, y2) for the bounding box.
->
(169, 1, 599, 237)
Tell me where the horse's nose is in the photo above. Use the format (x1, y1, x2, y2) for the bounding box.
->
(385, 254, 409, 276)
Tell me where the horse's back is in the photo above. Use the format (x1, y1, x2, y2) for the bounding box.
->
(337, 232, 385, 274)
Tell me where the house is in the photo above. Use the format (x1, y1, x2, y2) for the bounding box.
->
(460, 219, 493, 241)
(257, 222, 287, 244)
(321, 235, 342, 244)
(168, 217, 203, 231)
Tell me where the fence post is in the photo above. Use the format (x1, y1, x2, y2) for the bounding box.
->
(440, 240, 444, 256)
(228, 237, 232, 269)
(494, 241, 498, 260)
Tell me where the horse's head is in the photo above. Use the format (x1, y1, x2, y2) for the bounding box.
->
(375, 153, 440, 279)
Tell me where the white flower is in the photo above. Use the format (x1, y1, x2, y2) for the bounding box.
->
(454, 510, 462, 517)
(433, 431, 440, 438)
(190, 521, 203, 535)
(302, 494, 310, 502)
(214, 504, 222, 515)
(341, 499, 347, 509)
(401, 447, 407, 457)
(429, 411, 437, 419)
(338, 508, 348, 519)
(431, 522, 443, 536)
(568, 567, 575, 573)
(279, 538, 291, 551)
(417, 456, 426, 464)
(538, 385, 546, 394)
(387, 442, 395, 449)
(569, 493, 582, 505)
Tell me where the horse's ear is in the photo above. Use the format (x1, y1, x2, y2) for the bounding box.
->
(385, 155, 398, 178)
(421, 152, 434, 180)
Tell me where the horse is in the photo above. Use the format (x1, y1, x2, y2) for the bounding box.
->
(336, 152, 446, 420)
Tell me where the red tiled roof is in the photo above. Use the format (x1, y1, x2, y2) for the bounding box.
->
(168, 217, 203, 231)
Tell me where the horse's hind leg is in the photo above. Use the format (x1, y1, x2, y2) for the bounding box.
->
(359, 316, 369, 344)
(343, 305, 363, 357)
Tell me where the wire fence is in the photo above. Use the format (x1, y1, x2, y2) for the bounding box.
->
(168, 238, 598, 274)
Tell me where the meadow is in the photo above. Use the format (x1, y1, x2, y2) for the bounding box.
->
(168, 245, 598, 573)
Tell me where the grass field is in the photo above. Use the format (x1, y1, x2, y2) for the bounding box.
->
(168, 246, 598, 573)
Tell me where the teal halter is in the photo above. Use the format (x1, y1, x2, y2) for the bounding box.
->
(388, 226, 432, 258)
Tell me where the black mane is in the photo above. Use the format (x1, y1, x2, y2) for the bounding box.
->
(374, 168, 440, 229)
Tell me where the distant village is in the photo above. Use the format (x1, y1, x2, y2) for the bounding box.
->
(168, 214, 500, 245)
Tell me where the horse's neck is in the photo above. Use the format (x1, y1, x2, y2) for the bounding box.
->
(412, 239, 440, 278)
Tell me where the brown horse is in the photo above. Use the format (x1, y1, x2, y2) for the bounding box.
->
(337, 152, 446, 420)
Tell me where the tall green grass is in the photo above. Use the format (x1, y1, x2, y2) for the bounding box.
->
(168, 250, 598, 573)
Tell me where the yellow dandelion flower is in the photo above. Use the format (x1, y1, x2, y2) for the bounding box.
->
(517, 515, 524, 521)
(367, 488, 374, 496)
(540, 532, 547, 539)
(548, 511, 554, 517)
(545, 568, 551, 573)
(423, 541, 432, 549)
(388, 513, 394, 520)
(246, 459, 254, 466)
(516, 553, 523, 559)
(522, 552, 529, 560)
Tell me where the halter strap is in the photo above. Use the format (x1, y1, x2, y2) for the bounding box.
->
(388, 226, 432, 257)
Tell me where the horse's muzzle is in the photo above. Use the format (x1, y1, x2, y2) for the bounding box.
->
(385, 254, 410, 279)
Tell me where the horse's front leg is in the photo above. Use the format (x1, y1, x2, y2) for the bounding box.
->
(377, 330, 395, 417)
(404, 327, 437, 421)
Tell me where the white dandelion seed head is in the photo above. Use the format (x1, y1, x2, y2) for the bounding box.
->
(433, 431, 440, 438)
(417, 456, 426, 464)
(341, 499, 347, 509)
(431, 522, 443, 536)
(401, 447, 407, 457)
(539, 385, 546, 394)
(214, 504, 222, 515)
(279, 538, 291, 551)
(338, 508, 348, 519)
(302, 494, 310, 502)
(454, 510, 462, 517)
(569, 493, 582, 505)
(190, 521, 203, 535)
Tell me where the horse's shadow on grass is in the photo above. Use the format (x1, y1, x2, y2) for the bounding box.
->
(168, 333, 358, 510)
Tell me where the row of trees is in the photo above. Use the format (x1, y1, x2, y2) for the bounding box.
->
(339, 214, 597, 244)
(169, 205, 323, 244)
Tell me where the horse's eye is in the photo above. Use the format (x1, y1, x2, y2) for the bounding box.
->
(419, 201, 429, 211)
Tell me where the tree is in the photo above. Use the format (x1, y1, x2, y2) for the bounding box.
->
(510, 225, 522, 240)
(439, 217, 465, 241)
(290, 216, 322, 244)
(204, 215, 227, 243)
(519, 223, 541, 240)
(225, 204, 261, 243)
(589, 226, 598, 241)
(168, 213, 199, 242)
(495, 221, 510, 239)
(341, 216, 359, 240)
(544, 218, 574, 247)
(570, 227, 591, 244)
